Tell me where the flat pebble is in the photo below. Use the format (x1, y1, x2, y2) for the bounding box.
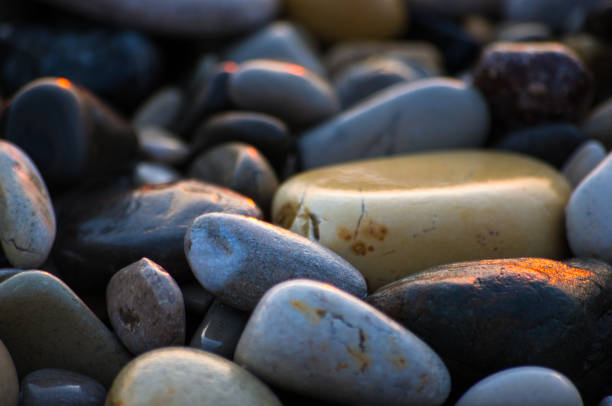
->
(562, 140, 607, 187)
(189, 142, 279, 212)
(0, 339, 18, 406)
(19, 368, 106, 406)
(274, 151, 570, 290)
(0, 271, 131, 386)
(106, 347, 282, 406)
(298, 78, 489, 170)
(190, 299, 249, 359)
(132, 87, 183, 130)
(0, 140, 55, 268)
(235, 279, 451, 406)
(107, 258, 185, 355)
(455, 366, 583, 406)
(185, 213, 367, 311)
(229, 60, 340, 127)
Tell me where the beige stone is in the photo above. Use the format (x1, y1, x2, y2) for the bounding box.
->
(106, 347, 281, 406)
(283, 0, 407, 42)
(0, 339, 18, 406)
(272, 151, 571, 290)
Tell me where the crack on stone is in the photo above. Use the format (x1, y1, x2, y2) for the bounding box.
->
(353, 196, 365, 238)
(2, 237, 35, 254)
(308, 211, 320, 241)
(360, 110, 402, 157)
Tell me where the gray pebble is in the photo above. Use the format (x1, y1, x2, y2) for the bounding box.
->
(19, 368, 106, 406)
(0, 339, 18, 406)
(599, 396, 612, 406)
(562, 140, 607, 187)
(133, 162, 182, 186)
(582, 97, 612, 148)
(181, 284, 215, 317)
(132, 87, 183, 130)
(185, 213, 367, 311)
(137, 126, 189, 165)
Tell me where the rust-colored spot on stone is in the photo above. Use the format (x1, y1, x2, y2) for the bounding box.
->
(351, 241, 368, 256)
(336, 363, 349, 371)
(392, 356, 408, 370)
(275, 202, 298, 229)
(291, 299, 326, 324)
(363, 220, 389, 241)
(416, 374, 428, 393)
(337, 226, 353, 242)
(367, 245, 374, 252)
(345, 344, 370, 373)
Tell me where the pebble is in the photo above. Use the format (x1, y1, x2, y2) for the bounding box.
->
(4, 78, 138, 186)
(191, 111, 291, 168)
(185, 213, 367, 311)
(492, 123, 586, 168)
(136, 126, 189, 165)
(562, 140, 607, 187)
(0, 140, 55, 268)
(181, 284, 215, 317)
(235, 279, 451, 406)
(229, 59, 340, 128)
(566, 152, 612, 262)
(298, 78, 489, 170)
(190, 299, 249, 359)
(504, 0, 598, 32)
(132, 87, 183, 130)
(496, 22, 553, 42)
(38, 0, 279, 37)
(334, 56, 428, 109)
(582, 97, 612, 148)
(0, 271, 131, 386)
(133, 162, 182, 186)
(0, 24, 160, 109)
(225, 21, 325, 77)
(189, 142, 279, 212)
(408, 0, 501, 18)
(455, 366, 583, 406)
(282, 0, 407, 41)
(106, 347, 282, 406)
(473, 42, 593, 131)
(600, 397, 612, 406)
(106, 258, 185, 355)
(273, 151, 571, 290)
(19, 368, 106, 406)
(54, 180, 262, 293)
(0, 339, 18, 406)
(367, 257, 612, 402)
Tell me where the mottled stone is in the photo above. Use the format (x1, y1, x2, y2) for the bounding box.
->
(0, 140, 55, 268)
(185, 213, 367, 311)
(298, 78, 489, 170)
(367, 258, 612, 403)
(566, 153, 612, 262)
(54, 180, 262, 293)
(225, 21, 324, 77)
(192, 111, 290, 167)
(106, 347, 281, 406)
(473, 42, 593, 130)
(181, 284, 215, 317)
(5, 78, 138, 186)
(0, 24, 159, 109)
(137, 126, 189, 165)
(133, 162, 181, 186)
(190, 300, 249, 359)
(235, 279, 451, 406)
(107, 258, 185, 355)
(20, 369, 106, 406)
(334, 57, 427, 109)
(283, 0, 407, 41)
(229, 60, 339, 127)
(0, 339, 18, 406)
(0, 271, 131, 386)
(132, 87, 183, 130)
(583, 97, 612, 148)
(455, 367, 583, 406)
(38, 0, 279, 37)
(493, 123, 586, 168)
(189, 142, 279, 212)
(562, 140, 607, 187)
(273, 151, 571, 290)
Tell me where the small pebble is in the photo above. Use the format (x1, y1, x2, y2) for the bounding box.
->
(107, 258, 186, 355)
(133, 162, 182, 186)
(181, 284, 215, 317)
(132, 87, 183, 130)
(0, 339, 18, 406)
(137, 126, 189, 165)
(582, 96, 612, 148)
(185, 213, 367, 311)
(562, 140, 607, 187)
(599, 396, 612, 406)
(19, 368, 106, 406)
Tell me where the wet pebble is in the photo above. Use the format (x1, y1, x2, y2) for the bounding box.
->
(19, 368, 106, 406)
(185, 213, 367, 311)
(107, 258, 185, 355)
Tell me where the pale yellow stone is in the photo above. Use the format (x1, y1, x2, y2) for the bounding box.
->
(283, 0, 407, 42)
(272, 151, 571, 291)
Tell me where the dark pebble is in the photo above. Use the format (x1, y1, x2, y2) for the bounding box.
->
(19, 368, 106, 406)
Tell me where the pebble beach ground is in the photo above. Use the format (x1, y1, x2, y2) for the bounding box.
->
(0, 1, 612, 405)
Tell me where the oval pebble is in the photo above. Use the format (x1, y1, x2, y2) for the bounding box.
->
(132, 87, 183, 130)
(106, 347, 282, 406)
(185, 213, 367, 311)
(0, 339, 18, 406)
(562, 140, 607, 187)
(137, 126, 189, 165)
(133, 162, 182, 186)
(106, 258, 185, 355)
(582, 97, 612, 148)
(19, 368, 106, 406)
(235, 279, 451, 406)
(455, 366, 583, 406)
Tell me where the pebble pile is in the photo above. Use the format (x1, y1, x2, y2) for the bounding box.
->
(2, 1, 612, 405)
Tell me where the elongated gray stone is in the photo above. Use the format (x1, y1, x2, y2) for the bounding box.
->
(0, 271, 131, 386)
(185, 213, 367, 311)
(0, 140, 55, 268)
(19, 368, 107, 406)
(298, 78, 490, 169)
(235, 279, 451, 406)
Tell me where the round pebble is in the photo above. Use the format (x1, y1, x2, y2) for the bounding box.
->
(0, 339, 18, 406)
(19, 368, 106, 406)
